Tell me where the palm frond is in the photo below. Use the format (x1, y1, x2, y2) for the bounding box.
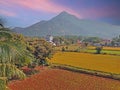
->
(0, 64, 26, 79)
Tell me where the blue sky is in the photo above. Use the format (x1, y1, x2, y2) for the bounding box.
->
(0, 0, 120, 27)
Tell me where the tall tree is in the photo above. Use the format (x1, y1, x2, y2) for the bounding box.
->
(0, 27, 33, 79)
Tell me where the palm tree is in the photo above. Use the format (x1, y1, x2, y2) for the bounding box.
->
(0, 27, 33, 79)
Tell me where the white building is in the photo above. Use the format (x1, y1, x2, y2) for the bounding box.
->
(45, 35, 53, 43)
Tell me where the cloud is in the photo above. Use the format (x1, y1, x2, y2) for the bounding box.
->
(0, 9, 16, 17)
(0, 0, 81, 18)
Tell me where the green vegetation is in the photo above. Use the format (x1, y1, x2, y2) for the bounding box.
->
(55, 44, 120, 55)
(26, 38, 54, 66)
(112, 35, 120, 42)
(0, 26, 55, 89)
(0, 28, 27, 79)
(0, 77, 7, 90)
(82, 48, 120, 56)
(53, 35, 102, 46)
(95, 46, 103, 54)
(83, 37, 102, 43)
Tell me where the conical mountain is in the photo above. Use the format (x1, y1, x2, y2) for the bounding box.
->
(13, 11, 120, 38)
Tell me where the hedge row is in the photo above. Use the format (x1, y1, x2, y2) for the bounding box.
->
(51, 63, 120, 81)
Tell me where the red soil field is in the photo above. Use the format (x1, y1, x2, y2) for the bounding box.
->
(8, 67, 120, 90)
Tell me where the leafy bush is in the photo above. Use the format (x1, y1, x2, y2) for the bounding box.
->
(26, 38, 54, 65)
(62, 47, 65, 52)
(96, 47, 102, 54)
(22, 68, 39, 75)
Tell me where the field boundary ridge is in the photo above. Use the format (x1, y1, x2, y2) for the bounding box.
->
(50, 63, 120, 81)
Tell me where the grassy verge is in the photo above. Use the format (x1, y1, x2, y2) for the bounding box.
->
(50, 63, 120, 81)
(59, 49, 120, 56)
(84, 49, 120, 55)
(55, 45, 120, 55)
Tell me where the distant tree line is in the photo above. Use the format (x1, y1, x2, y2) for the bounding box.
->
(53, 35, 102, 46)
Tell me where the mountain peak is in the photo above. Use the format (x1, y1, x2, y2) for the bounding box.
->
(59, 11, 69, 15)
(53, 11, 79, 21)
(13, 11, 120, 38)
(58, 11, 72, 17)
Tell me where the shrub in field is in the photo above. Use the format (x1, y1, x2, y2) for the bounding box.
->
(62, 47, 65, 52)
(95, 46, 102, 54)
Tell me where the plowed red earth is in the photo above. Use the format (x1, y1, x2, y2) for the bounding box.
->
(8, 67, 120, 90)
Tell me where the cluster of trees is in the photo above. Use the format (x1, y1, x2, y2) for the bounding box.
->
(53, 35, 83, 45)
(110, 35, 120, 47)
(83, 37, 102, 43)
(26, 37, 54, 66)
(112, 35, 120, 42)
(53, 35, 102, 46)
(0, 25, 54, 81)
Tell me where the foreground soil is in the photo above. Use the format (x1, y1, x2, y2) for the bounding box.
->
(8, 67, 120, 90)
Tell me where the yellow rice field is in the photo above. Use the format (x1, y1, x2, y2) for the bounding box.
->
(50, 52, 120, 74)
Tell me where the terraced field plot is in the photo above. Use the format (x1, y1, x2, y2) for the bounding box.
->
(8, 68, 120, 90)
(55, 45, 120, 55)
(50, 52, 120, 74)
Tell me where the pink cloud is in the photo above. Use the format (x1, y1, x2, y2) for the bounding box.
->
(0, 0, 81, 18)
(0, 9, 16, 17)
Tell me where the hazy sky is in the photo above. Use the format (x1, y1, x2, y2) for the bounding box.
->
(0, 0, 120, 27)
